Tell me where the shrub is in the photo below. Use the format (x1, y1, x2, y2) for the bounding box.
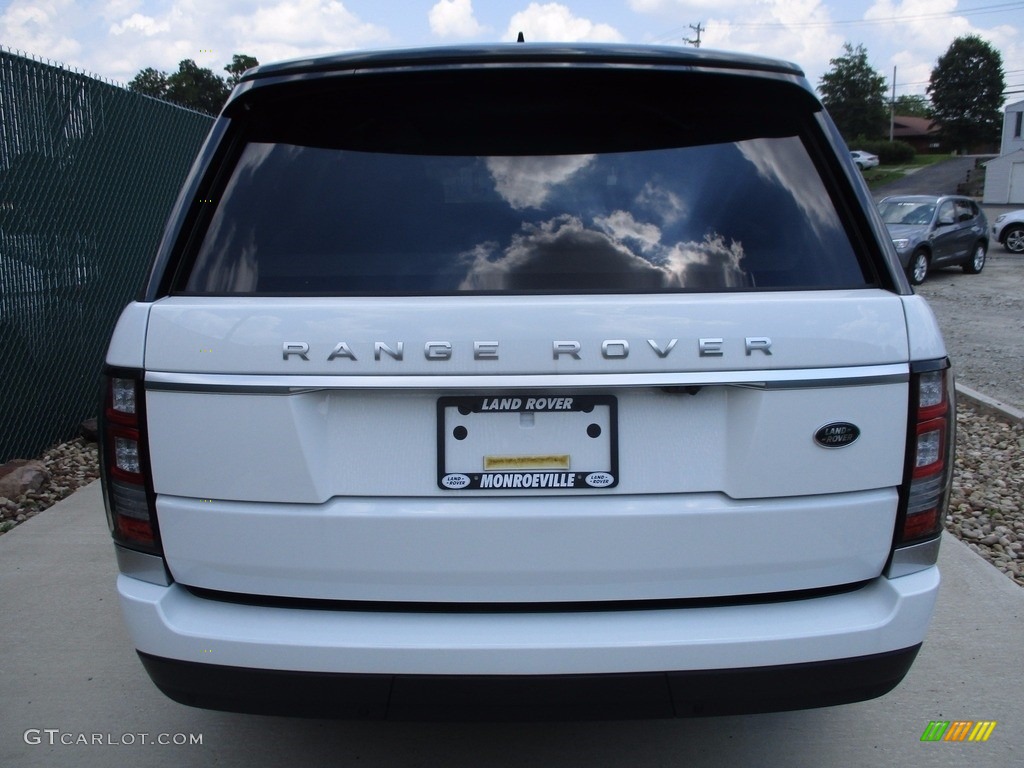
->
(850, 138, 916, 165)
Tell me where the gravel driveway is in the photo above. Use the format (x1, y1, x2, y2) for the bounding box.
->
(914, 249, 1024, 411)
(875, 158, 1024, 412)
(872, 159, 1024, 586)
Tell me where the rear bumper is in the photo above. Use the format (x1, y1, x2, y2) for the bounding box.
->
(118, 565, 939, 718)
(139, 646, 921, 720)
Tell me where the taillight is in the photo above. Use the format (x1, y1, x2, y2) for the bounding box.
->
(100, 369, 161, 555)
(895, 363, 955, 547)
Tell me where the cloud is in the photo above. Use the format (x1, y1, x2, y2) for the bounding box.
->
(863, 0, 1018, 99)
(738, 137, 836, 238)
(889, 49, 932, 98)
(629, 0, 845, 89)
(593, 210, 662, 253)
(506, 2, 623, 43)
(864, 0, 971, 80)
(429, 0, 485, 38)
(0, 0, 83, 61)
(626, 0, 1021, 102)
(225, 0, 389, 51)
(72, 0, 391, 83)
(486, 155, 596, 210)
(864, 0, 970, 51)
(459, 215, 749, 291)
(637, 182, 687, 225)
(628, 0, 747, 10)
(0, 1, 389, 83)
(110, 13, 170, 36)
(102, 1, 143, 19)
(701, 1, 843, 84)
(460, 216, 660, 290)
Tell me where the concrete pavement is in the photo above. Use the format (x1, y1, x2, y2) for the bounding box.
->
(1, 480, 1021, 767)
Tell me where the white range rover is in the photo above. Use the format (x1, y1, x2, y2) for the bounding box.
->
(100, 45, 955, 720)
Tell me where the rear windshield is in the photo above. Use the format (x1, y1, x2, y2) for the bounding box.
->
(182, 76, 869, 295)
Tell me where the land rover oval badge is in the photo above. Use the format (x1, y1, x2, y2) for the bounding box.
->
(814, 422, 860, 448)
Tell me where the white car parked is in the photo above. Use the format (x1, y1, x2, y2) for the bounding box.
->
(851, 150, 880, 169)
(992, 209, 1024, 253)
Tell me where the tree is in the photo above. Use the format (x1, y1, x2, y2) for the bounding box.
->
(127, 56, 256, 114)
(165, 59, 230, 114)
(818, 43, 889, 141)
(225, 54, 259, 88)
(894, 94, 931, 118)
(928, 35, 1005, 153)
(127, 67, 168, 98)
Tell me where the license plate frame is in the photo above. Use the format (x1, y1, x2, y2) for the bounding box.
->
(437, 394, 618, 491)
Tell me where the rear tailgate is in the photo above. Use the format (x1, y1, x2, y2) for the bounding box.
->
(143, 290, 910, 602)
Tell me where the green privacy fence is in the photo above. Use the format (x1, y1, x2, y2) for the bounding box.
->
(0, 48, 212, 463)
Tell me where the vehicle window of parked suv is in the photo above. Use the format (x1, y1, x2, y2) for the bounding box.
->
(936, 201, 956, 226)
(955, 199, 977, 223)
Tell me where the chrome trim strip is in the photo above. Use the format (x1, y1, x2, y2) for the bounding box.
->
(115, 545, 172, 587)
(886, 537, 941, 579)
(146, 365, 909, 394)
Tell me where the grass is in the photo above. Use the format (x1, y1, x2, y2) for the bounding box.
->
(861, 154, 955, 190)
(909, 154, 952, 167)
(862, 168, 904, 188)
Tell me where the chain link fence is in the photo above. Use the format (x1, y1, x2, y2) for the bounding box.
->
(0, 49, 212, 463)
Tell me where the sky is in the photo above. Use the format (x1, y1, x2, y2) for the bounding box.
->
(0, 0, 1022, 104)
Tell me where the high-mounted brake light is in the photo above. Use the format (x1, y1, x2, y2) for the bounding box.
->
(100, 370, 161, 554)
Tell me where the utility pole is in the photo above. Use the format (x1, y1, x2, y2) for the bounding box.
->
(685, 23, 704, 48)
(889, 65, 896, 143)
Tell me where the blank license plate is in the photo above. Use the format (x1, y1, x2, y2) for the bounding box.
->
(437, 395, 618, 491)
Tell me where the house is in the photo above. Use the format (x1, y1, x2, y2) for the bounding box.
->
(891, 115, 942, 153)
(983, 99, 1024, 204)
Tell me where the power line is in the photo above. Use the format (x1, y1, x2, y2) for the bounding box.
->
(894, 76, 1024, 90)
(685, 22, 705, 48)
(723, 1, 1024, 29)
(650, 1, 1024, 41)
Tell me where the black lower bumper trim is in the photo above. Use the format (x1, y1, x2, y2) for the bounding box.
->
(138, 645, 921, 721)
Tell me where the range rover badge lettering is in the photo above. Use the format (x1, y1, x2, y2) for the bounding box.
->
(814, 422, 860, 448)
(282, 336, 774, 361)
(282, 342, 310, 361)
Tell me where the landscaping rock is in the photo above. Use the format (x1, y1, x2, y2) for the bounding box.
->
(0, 460, 51, 499)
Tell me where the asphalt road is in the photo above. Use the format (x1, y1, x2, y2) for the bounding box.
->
(872, 156, 977, 199)
(1, 481, 1022, 768)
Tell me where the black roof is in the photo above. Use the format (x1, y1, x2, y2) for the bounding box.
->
(240, 43, 805, 83)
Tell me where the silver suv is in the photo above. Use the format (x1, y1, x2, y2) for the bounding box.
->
(878, 194, 988, 284)
(100, 45, 954, 720)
